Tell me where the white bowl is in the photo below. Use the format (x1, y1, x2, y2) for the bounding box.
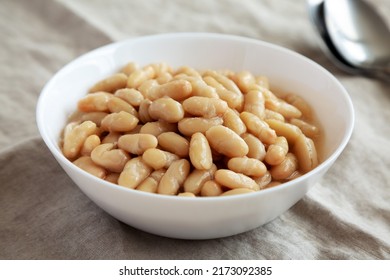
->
(36, 33, 354, 239)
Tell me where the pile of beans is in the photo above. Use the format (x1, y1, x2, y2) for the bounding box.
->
(61, 62, 320, 197)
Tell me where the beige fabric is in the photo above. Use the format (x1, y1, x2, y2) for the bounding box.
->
(1, 0, 389, 259)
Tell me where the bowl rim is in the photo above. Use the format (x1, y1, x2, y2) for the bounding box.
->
(36, 32, 355, 202)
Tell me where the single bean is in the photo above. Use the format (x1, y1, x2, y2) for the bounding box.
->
(266, 119, 303, 145)
(200, 180, 223, 197)
(214, 169, 259, 190)
(223, 108, 247, 135)
(120, 62, 139, 76)
(265, 136, 288, 165)
(264, 109, 285, 122)
(241, 133, 266, 161)
(158, 159, 190, 195)
(178, 117, 223, 136)
(89, 73, 127, 93)
(63, 121, 97, 160)
(118, 157, 153, 189)
(178, 192, 196, 197)
(269, 153, 298, 180)
(265, 98, 302, 119)
(101, 111, 139, 132)
(138, 79, 159, 98)
(244, 89, 265, 119)
(156, 72, 173, 84)
(182, 96, 228, 118)
(227, 157, 267, 177)
(150, 169, 167, 181)
(179, 76, 219, 98)
(290, 118, 319, 138)
(148, 79, 192, 101)
(221, 188, 255, 196)
(138, 99, 154, 123)
(260, 86, 278, 100)
(293, 134, 318, 173)
(205, 125, 248, 157)
(118, 134, 158, 155)
(148, 97, 184, 123)
(189, 132, 213, 170)
(78, 92, 111, 112)
(80, 134, 101, 156)
(157, 132, 189, 157)
(240, 112, 277, 145)
(184, 164, 217, 195)
(142, 148, 179, 170)
(107, 96, 138, 117)
(73, 156, 106, 179)
(230, 70, 256, 94)
(91, 143, 130, 173)
(114, 88, 144, 107)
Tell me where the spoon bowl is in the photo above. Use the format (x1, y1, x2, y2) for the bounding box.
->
(325, 0, 390, 71)
(307, 0, 390, 81)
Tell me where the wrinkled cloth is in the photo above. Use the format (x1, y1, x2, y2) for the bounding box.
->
(0, 0, 389, 260)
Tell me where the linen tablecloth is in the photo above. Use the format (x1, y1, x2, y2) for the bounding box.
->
(1, 0, 389, 259)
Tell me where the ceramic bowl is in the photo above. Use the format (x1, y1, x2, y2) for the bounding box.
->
(36, 33, 354, 239)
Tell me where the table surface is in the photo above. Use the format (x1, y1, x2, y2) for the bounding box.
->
(0, 0, 389, 259)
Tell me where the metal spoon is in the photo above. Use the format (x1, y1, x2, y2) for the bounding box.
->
(307, 0, 390, 81)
